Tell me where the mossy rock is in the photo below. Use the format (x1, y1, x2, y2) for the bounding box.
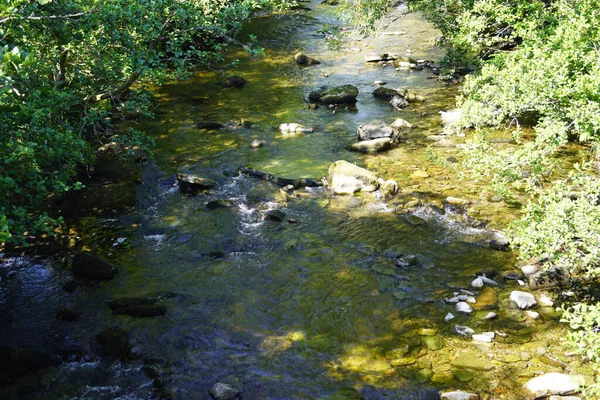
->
(107, 295, 168, 317)
(72, 252, 118, 280)
(0, 347, 59, 385)
(96, 327, 130, 359)
(308, 85, 358, 104)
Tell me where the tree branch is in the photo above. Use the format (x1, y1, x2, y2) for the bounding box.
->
(0, 12, 87, 25)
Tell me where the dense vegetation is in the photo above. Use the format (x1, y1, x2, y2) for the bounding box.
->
(0, 0, 289, 244)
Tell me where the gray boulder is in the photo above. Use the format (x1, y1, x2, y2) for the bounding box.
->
(357, 120, 395, 141)
(390, 95, 409, 110)
(528, 266, 570, 290)
(372, 86, 400, 99)
(177, 174, 218, 195)
(309, 85, 358, 104)
(327, 160, 379, 194)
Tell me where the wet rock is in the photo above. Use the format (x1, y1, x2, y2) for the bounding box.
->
(72, 252, 118, 280)
(526, 310, 541, 320)
(471, 278, 483, 288)
(206, 200, 234, 210)
(473, 287, 497, 310)
(372, 86, 401, 99)
(390, 95, 409, 110)
(351, 138, 392, 153)
(210, 382, 241, 400)
(440, 390, 480, 400)
(454, 325, 475, 338)
(308, 85, 358, 104)
(265, 209, 286, 222)
(479, 275, 499, 287)
(96, 327, 130, 359)
(456, 301, 473, 315)
(327, 160, 379, 194)
(510, 291, 537, 309)
(451, 354, 494, 371)
(221, 75, 246, 88)
(56, 308, 79, 321)
(421, 335, 445, 350)
(0, 346, 59, 385)
(321, 0, 339, 5)
(197, 121, 224, 130)
(504, 272, 524, 281)
(489, 236, 510, 251)
(528, 266, 570, 290)
(279, 123, 314, 133)
(177, 173, 217, 195)
(410, 170, 429, 179)
(62, 280, 80, 293)
(364, 53, 399, 62)
(357, 120, 395, 141)
(209, 250, 226, 258)
(445, 313, 456, 322)
(523, 373, 580, 399)
(295, 52, 320, 66)
(107, 296, 167, 317)
(224, 119, 253, 130)
(250, 139, 263, 148)
(407, 215, 426, 226)
(539, 354, 568, 369)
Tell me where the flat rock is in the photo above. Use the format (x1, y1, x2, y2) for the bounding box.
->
(511, 291, 537, 309)
(472, 334, 492, 343)
(351, 138, 392, 153)
(295, 52, 320, 66)
(327, 160, 379, 194)
(309, 85, 358, 104)
(357, 120, 395, 141)
(451, 355, 494, 371)
(177, 174, 217, 194)
(279, 123, 313, 134)
(456, 301, 473, 315)
(440, 390, 480, 400)
(454, 325, 475, 338)
(523, 373, 580, 399)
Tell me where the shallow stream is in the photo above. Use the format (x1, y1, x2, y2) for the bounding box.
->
(0, 3, 585, 399)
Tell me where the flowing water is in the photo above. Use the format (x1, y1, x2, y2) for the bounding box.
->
(0, 3, 582, 399)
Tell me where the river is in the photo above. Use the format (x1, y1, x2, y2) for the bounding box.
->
(0, 2, 583, 399)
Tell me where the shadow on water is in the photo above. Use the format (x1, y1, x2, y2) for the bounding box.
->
(0, 3, 578, 400)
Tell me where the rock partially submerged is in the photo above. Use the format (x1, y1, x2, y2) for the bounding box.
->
(197, 121, 224, 130)
(96, 327, 130, 360)
(510, 291, 537, 310)
(210, 382, 241, 400)
(72, 252, 118, 280)
(357, 120, 396, 142)
(107, 296, 168, 317)
(523, 373, 580, 399)
(351, 138, 392, 153)
(279, 123, 314, 134)
(327, 160, 379, 194)
(221, 75, 246, 88)
(309, 85, 358, 104)
(177, 173, 218, 195)
(440, 391, 480, 400)
(295, 52, 320, 66)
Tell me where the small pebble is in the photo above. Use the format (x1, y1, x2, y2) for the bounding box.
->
(445, 313, 456, 322)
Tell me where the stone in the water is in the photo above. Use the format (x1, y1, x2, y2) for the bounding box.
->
(295, 52, 320, 66)
(445, 313, 456, 322)
(479, 275, 498, 286)
(504, 272, 523, 281)
(221, 75, 246, 88)
(526, 310, 541, 320)
(279, 123, 314, 133)
(444, 196, 470, 206)
(308, 85, 359, 104)
(72, 252, 118, 280)
(197, 121, 223, 130)
(357, 120, 396, 141)
(510, 291, 537, 309)
(473, 286, 497, 310)
(523, 373, 580, 399)
(351, 138, 392, 153)
(421, 335, 445, 350)
(327, 160, 379, 194)
(451, 354, 494, 371)
(210, 382, 241, 400)
(0, 347, 59, 385)
(454, 325, 475, 338)
(63, 280, 80, 293)
(521, 264, 539, 277)
(471, 277, 484, 288)
(381, 179, 398, 197)
(407, 215, 427, 226)
(177, 174, 217, 195)
(472, 334, 492, 343)
(372, 86, 400, 99)
(250, 139, 263, 148)
(484, 312, 497, 320)
(440, 109, 462, 126)
(390, 95, 409, 110)
(528, 266, 570, 290)
(440, 390, 480, 400)
(456, 301, 473, 315)
(96, 327, 129, 359)
(206, 200, 234, 210)
(265, 209, 286, 222)
(107, 296, 167, 318)
(410, 170, 429, 179)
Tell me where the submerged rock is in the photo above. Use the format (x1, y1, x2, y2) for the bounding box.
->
(451, 354, 494, 371)
(108, 296, 167, 318)
(390, 95, 409, 110)
(295, 52, 320, 66)
(308, 85, 359, 104)
(210, 382, 241, 400)
(56, 308, 80, 321)
(279, 123, 314, 134)
(0, 346, 59, 385)
(96, 327, 130, 359)
(197, 121, 223, 130)
(206, 200, 235, 210)
(357, 120, 400, 142)
(221, 75, 246, 88)
(454, 325, 475, 338)
(72, 252, 118, 280)
(372, 86, 401, 99)
(250, 139, 263, 149)
(523, 373, 580, 399)
(327, 160, 379, 194)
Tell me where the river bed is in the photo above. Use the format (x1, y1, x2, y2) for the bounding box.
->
(0, 2, 589, 399)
